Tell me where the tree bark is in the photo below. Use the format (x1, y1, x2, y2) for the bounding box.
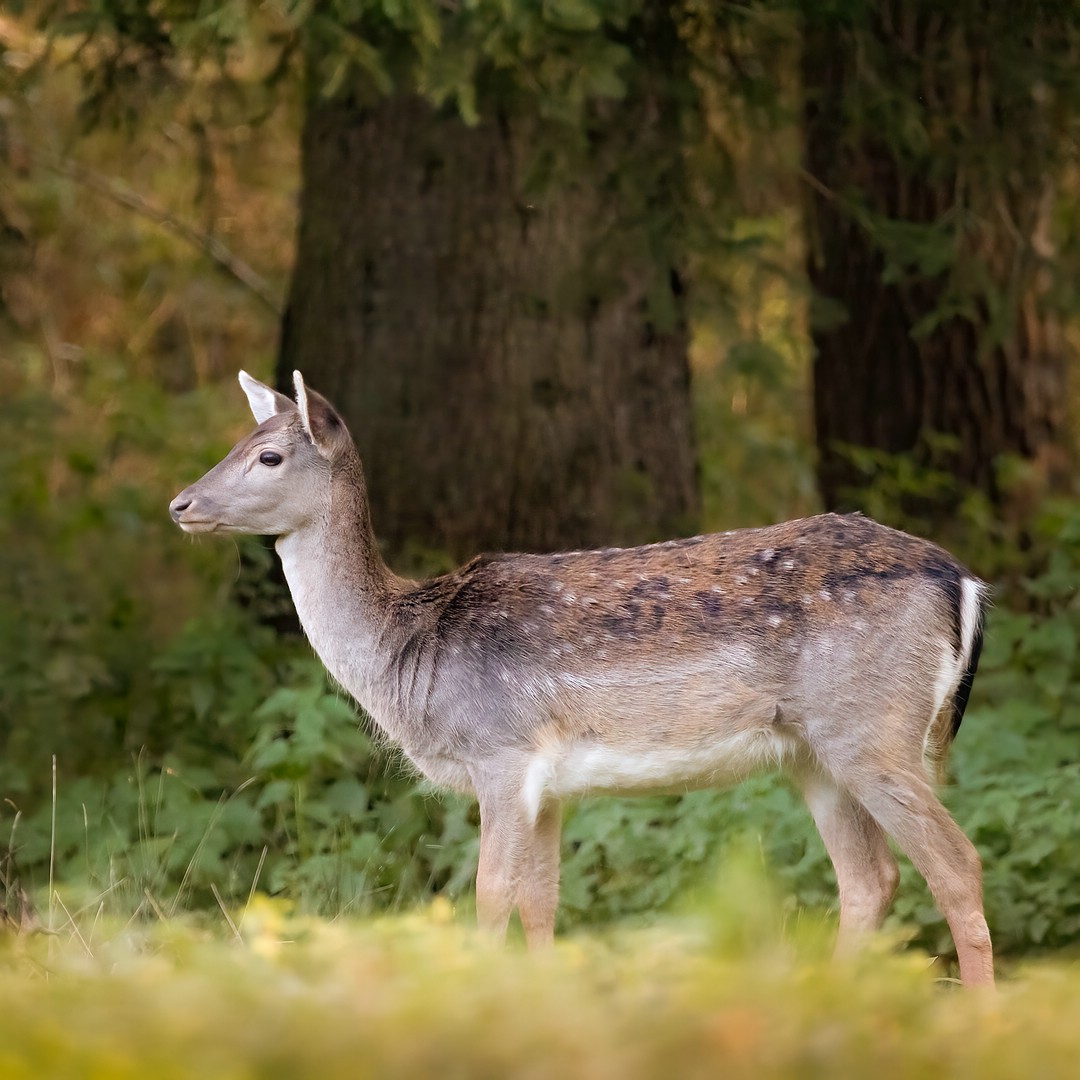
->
(802, 2, 1070, 527)
(278, 91, 698, 567)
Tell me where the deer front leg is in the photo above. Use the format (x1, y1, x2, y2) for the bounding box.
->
(474, 770, 562, 946)
(475, 796, 521, 940)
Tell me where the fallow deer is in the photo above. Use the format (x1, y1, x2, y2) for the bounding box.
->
(169, 371, 994, 987)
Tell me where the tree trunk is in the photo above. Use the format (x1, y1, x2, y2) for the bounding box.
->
(802, 2, 1070, 529)
(278, 91, 698, 567)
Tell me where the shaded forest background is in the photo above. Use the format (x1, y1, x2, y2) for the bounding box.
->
(2, 1, 1080, 967)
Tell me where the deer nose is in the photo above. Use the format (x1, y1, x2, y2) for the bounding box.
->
(169, 493, 193, 522)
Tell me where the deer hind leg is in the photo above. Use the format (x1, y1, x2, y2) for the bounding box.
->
(800, 772, 899, 952)
(850, 772, 994, 989)
(517, 800, 563, 949)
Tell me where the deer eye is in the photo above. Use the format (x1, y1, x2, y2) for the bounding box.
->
(259, 450, 283, 467)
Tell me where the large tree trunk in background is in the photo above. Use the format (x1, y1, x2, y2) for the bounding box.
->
(278, 92, 698, 567)
(802, 3, 1070, 530)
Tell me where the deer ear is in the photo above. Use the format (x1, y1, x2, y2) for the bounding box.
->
(239, 370, 293, 424)
(293, 370, 347, 461)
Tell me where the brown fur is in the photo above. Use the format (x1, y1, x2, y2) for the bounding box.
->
(402, 513, 968, 666)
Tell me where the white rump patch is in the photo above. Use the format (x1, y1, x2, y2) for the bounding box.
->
(928, 641, 963, 734)
(923, 576, 985, 770)
(958, 576, 985, 664)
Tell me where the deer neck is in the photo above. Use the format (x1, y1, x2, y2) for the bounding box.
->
(275, 455, 403, 723)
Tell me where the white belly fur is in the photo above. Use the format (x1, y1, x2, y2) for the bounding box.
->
(521, 728, 796, 825)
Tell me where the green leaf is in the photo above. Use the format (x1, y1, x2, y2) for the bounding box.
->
(542, 0, 603, 33)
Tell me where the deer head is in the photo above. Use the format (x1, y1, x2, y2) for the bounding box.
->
(169, 371, 349, 536)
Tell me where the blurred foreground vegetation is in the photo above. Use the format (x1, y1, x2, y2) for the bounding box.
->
(2, 879, 1080, 1079)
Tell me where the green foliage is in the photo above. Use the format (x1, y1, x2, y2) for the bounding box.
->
(799, 0, 1080, 528)
(944, 511, 1080, 951)
(7, 639, 475, 919)
(31, 0, 657, 130)
(0, 367, 225, 784)
(0, 361, 466, 917)
(692, 212, 819, 532)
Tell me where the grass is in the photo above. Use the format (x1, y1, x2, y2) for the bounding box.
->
(2, 869, 1079, 1079)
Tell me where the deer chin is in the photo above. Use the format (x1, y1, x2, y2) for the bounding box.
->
(176, 518, 232, 534)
